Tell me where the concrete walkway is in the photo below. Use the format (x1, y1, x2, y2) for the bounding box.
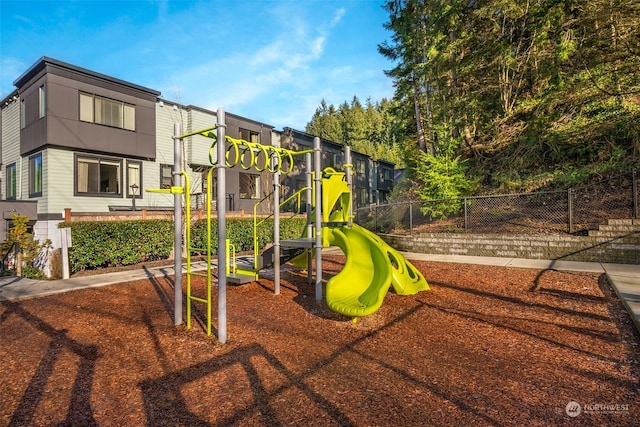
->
(1, 254, 638, 333)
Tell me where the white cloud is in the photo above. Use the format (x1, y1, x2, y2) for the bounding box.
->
(0, 1, 394, 131)
(0, 57, 28, 97)
(256, 68, 292, 86)
(331, 8, 346, 27)
(308, 36, 326, 58)
(330, 66, 354, 79)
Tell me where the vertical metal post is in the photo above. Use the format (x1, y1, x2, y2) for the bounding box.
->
(61, 228, 71, 280)
(633, 169, 638, 219)
(173, 122, 183, 326)
(344, 146, 353, 227)
(216, 110, 227, 344)
(374, 204, 378, 232)
(409, 200, 414, 235)
(464, 197, 468, 231)
(273, 153, 281, 295)
(314, 137, 322, 302)
(305, 152, 313, 285)
(568, 188, 574, 234)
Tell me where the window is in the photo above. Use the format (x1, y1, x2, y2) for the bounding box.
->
(123, 104, 135, 130)
(239, 128, 260, 143)
(355, 187, 367, 207)
(160, 164, 173, 189)
(96, 97, 122, 128)
(39, 85, 45, 118)
(20, 99, 25, 129)
(79, 92, 135, 131)
(355, 159, 366, 174)
(76, 155, 121, 195)
(80, 92, 93, 122)
(29, 153, 43, 197)
(239, 173, 260, 199)
(323, 152, 336, 169)
(126, 161, 142, 198)
(6, 164, 16, 200)
(383, 168, 393, 182)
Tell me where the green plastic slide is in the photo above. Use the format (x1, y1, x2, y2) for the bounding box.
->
(290, 168, 429, 318)
(325, 223, 429, 318)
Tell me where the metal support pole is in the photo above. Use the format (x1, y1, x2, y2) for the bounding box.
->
(568, 188, 574, 234)
(314, 137, 322, 302)
(306, 152, 313, 285)
(410, 200, 414, 235)
(216, 110, 227, 344)
(172, 122, 183, 326)
(463, 198, 468, 232)
(344, 146, 353, 227)
(633, 168, 638, 219)
(374, 204, 378, 232)
(273, 153, 281, 295)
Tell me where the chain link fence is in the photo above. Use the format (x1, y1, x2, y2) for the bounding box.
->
(355, 170, 639, 235)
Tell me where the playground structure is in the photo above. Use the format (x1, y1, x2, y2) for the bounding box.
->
(156, 109, 429, 343)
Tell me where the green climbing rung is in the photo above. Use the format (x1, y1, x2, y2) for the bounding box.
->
(146, 186, 184, 194)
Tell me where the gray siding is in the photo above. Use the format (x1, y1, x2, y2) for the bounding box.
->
(17, 58, 158, 158)
(149, 100, 180, 208)
(1, 100, 20, 199)
(186, 107, 217, 166)
(21, 73, 156, 158)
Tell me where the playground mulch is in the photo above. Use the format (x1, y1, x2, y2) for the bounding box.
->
(1, 256, 639, 426)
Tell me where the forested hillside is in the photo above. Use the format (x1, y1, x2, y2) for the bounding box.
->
(306, 0, 639, 201)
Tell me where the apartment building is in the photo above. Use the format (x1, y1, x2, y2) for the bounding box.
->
(279, 128, 395, 208)
(0, 57, 275, 246)
(0, 56, 395, 250)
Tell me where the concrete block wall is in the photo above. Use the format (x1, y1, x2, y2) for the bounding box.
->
(381, 219, 640, 265)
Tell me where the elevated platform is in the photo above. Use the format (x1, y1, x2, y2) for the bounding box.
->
(228, 245, 306, 285)
(226, 271, 258, 285)
(280, 238, 317, 248)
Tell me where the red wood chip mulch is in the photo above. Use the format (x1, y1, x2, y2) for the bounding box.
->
(1, 255, 639, 426)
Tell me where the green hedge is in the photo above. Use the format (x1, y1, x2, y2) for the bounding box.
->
(189, 217, 307, 255)
(59, 220, 174, 272)
(59, 217, 307, 272)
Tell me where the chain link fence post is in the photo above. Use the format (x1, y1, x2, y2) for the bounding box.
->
(633, 168, 638, 219)
(568, 188, 574, 234)
(409, 200, 414, 235)
(464, 197, 468, 231)
(374, 204, 378, 233)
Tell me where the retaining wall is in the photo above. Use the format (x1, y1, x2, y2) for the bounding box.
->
(381, 219, 640, 265)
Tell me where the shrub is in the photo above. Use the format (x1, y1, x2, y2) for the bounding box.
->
(415, 151, 476, 219)
(189, 217, 307, 255)
(1, 214, 51, 279)
(59, 220, 174, 272)
(59, 217, 307, 273)
(48, 249, 63, 280)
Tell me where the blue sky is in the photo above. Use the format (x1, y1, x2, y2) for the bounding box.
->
(0, 0, 395, 130)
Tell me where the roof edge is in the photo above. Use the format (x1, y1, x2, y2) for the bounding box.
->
(13, 56, 161, 96)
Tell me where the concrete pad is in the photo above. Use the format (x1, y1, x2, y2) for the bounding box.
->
(0, 277, 41, 301)
(602, 263, 640, 278)
(401, 253, 514, 267)
(506, 259, 605, 273)
(609, 280, 640, 302)
(623, 300, 640, 333)
(0, 263, 206, 302)
(0, 274, 135, 302)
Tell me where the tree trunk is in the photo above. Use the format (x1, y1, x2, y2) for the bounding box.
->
(412, 70, 430, 154)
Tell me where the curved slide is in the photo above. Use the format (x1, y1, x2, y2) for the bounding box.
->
(325, 223, 429, 318)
